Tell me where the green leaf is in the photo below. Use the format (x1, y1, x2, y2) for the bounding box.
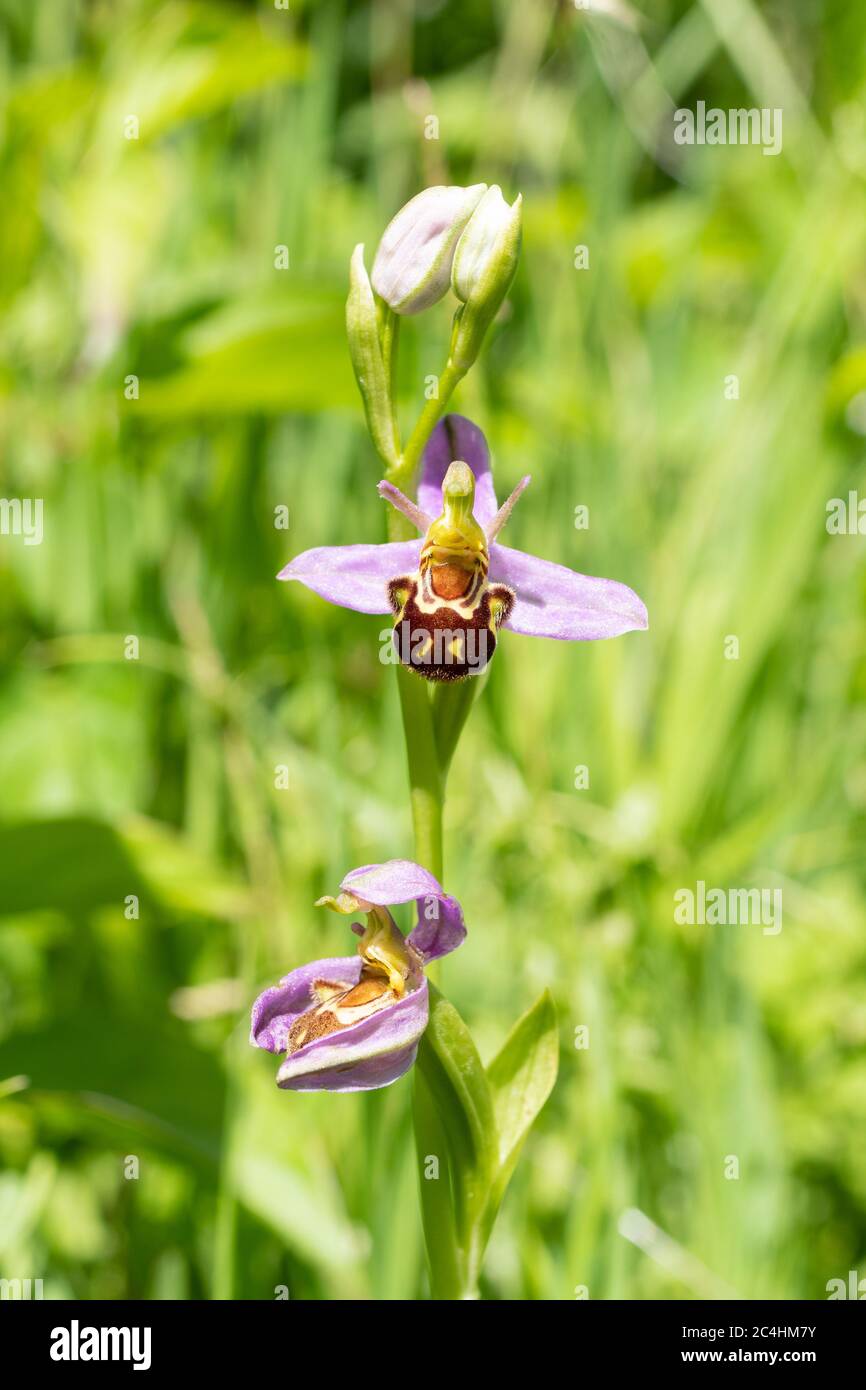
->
(487, 989, 559, 1187)
(420, 985, 497, 1187)
(431, 676, 482, 775)
(414, 989, 559, 1298)
(412, 1066, 464, 1300)
(0, 1012, 225, 1159)
(413, 986, 497, 1297)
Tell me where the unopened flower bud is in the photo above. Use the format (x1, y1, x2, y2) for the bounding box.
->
(371, 184, 487, 315)
(346, 244, 399, 468)
(450, 186, 522, 370)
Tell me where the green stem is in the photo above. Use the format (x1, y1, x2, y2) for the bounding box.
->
(389, 359, 465, 488)
(386, 438, 484, 1301)
(395, 663, 443, 880)
(392, 638, 467, 1298)
(376, 299, 402, 464)
(397, 658, 489, 1298)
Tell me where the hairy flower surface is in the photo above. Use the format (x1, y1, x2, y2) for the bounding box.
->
(250, 861, 465, 1092)
(279, 415, 648, 680)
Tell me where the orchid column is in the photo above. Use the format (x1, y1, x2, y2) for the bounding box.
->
(261, 185, 647, 1299)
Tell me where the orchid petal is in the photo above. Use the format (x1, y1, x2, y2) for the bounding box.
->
(279, 1040, 421, 1092)
(486, 474, 531, 542)
(418, 414, 498, 527)
(490, 543, 649, 640)
(278, 541, 421, 615)
(407, 908, 466, 963)
(341, 860, 467, 963)
(251, 955, 362, 1055)
(251, 955, 429, 1093)
(276, 979, 427, 1091)
(341, 859, 444, 904)
(377, 480, 433, 533)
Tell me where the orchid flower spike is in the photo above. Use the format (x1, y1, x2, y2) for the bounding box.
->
(250, 861, 466, 1092)
(279, 415, 648, 683)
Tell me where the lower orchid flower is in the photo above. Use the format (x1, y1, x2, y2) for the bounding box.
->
(250, 860, 466, 1092)
(279, 414, 647, 681)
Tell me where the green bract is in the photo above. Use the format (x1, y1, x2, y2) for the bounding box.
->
(414, 987, 559, 1299)
(346, 244, 400, 469)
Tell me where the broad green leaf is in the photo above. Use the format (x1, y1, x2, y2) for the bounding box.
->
(419, 985, 497, 1184)
(487, 989, 559, 1184)
(412, 1066, 464, 1300)
(415, 990, 559, 1297)
(413, 987, 497, 1296)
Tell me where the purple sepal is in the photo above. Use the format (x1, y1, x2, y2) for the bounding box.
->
(418, 414, 498, 527)
(491, 543, 649, 640)
(275, 412, 647, 647)
(340, 860, 466, 963)
(277, 541, 420, 615)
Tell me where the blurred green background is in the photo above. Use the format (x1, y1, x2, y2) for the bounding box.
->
(1, 0, 865, 1301)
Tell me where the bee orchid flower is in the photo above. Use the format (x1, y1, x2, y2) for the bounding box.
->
(279, 414, 648, 681)
(250, 861, 466, 1092)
